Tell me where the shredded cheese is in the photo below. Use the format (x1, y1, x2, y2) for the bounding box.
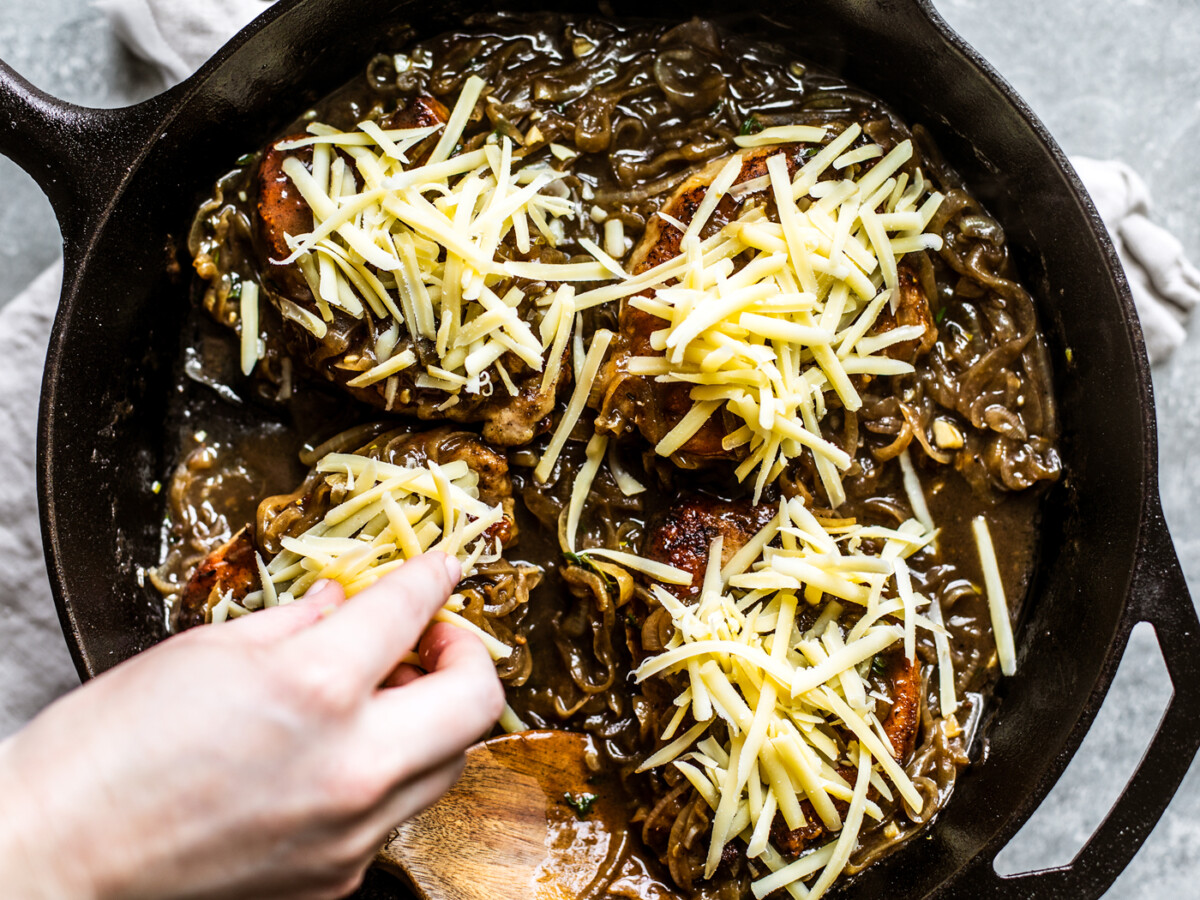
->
(973, 515, 1016, 676)
(897, 448, 935, 539)
(604, 217, 626, 260)
(534, 329, 612, 483)
(272, 78, 619, 409)
(612, 132, 944, 502)
(564, 433, 607, 552)
(578, 548, 691, 585)
(499, 702, 528, 734)
(803, 744, 872, 899)
(345, 348, 417, 388)
(427, 74, 485, 165)
(607, 442, 646, 496)
(734, 124, 828, 148)
(260, 449, 510, 660)
(682, 154, 744, 244)
(926, 594, 958, 717)
(238, 282, 261, 376)
(615, 496, 944, 898)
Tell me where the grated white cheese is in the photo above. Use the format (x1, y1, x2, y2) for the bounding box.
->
(973, 515, 1016, 676)
(579, 548, 691, 585)
(682, 154, 744, 245)
(499, 702, 528, 734)
(345, 348, 417, 388)
(427, 74, 485, 165)
(261, 449, 510, 661)
(604, 217, 626, 260)
(271, 78, 617, 409)
(803, 745, 872, 900)
(606, 441, 646, 496)
(563, 432, 607, 553)
(926, 594, 958, 717)
(734, 124, 827, 148)
(238, 282, 261, 376)
(616, 496, 945, 896)
(898, 448, 936, 549)
(534, 329, 612, 483)
(611, 135, 943, 502)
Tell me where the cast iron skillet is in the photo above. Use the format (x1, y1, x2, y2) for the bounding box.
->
(1, 0, 1197, 897)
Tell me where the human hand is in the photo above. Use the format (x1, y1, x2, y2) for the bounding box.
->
(0, 551, 504, 900)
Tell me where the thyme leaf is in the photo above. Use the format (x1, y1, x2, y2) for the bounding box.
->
(563, 792, 598, 818)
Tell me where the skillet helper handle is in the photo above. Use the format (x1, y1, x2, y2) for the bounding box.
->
(952, 499, 1200, 898)
(0, 59, 165, 256)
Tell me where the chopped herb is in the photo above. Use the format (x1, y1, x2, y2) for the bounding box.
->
(236, 152, 256, 166)
(935, 307, 946, 323)
(740, 115, 764, 136)
(556, 102, 568, 115)
(564, 550, 619, 593)
(1065, 347, 1074, 363)
(563, 792, 598, 818)
(211, 247, 221, 268)
(870, 655, 888, 677)
(227, 281, 242, 301)
(625, 611, 638, 627)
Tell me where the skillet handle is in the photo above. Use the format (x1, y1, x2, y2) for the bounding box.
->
(0, 59, 170, 258)
(949, 498, 1200, 898)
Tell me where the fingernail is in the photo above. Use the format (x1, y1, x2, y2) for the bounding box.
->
(307, 578, 331, 596)
(440, 552, 461, 586)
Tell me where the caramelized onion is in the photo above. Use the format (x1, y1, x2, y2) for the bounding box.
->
(653, 47, 726, 113)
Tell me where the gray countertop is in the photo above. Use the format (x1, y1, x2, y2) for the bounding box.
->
(1, 1, 1197, 896)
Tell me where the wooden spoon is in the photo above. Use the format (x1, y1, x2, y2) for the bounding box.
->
(376, 729, 630, 900)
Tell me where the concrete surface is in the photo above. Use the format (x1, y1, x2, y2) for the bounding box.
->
(0, 0, 159, 298)
(0, 1, 1197, 896)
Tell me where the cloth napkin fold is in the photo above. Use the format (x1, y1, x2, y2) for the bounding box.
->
(0, 0, 1197, 739)
(94, 0, 272, 85)
(1072, 156, 1200, 363)
(0, 265, 76, 739)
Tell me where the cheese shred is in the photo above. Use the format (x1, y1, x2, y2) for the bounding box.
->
(238, 282, 261, 376)
(973, 515, 1016, 676)
(535, 330, 612, 483)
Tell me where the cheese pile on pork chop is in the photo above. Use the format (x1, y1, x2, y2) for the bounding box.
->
(247, 76, 621, 446)
(582, 123, 945, 504)
(620, 492, 950, 900)
(172, 427, 521, 663)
